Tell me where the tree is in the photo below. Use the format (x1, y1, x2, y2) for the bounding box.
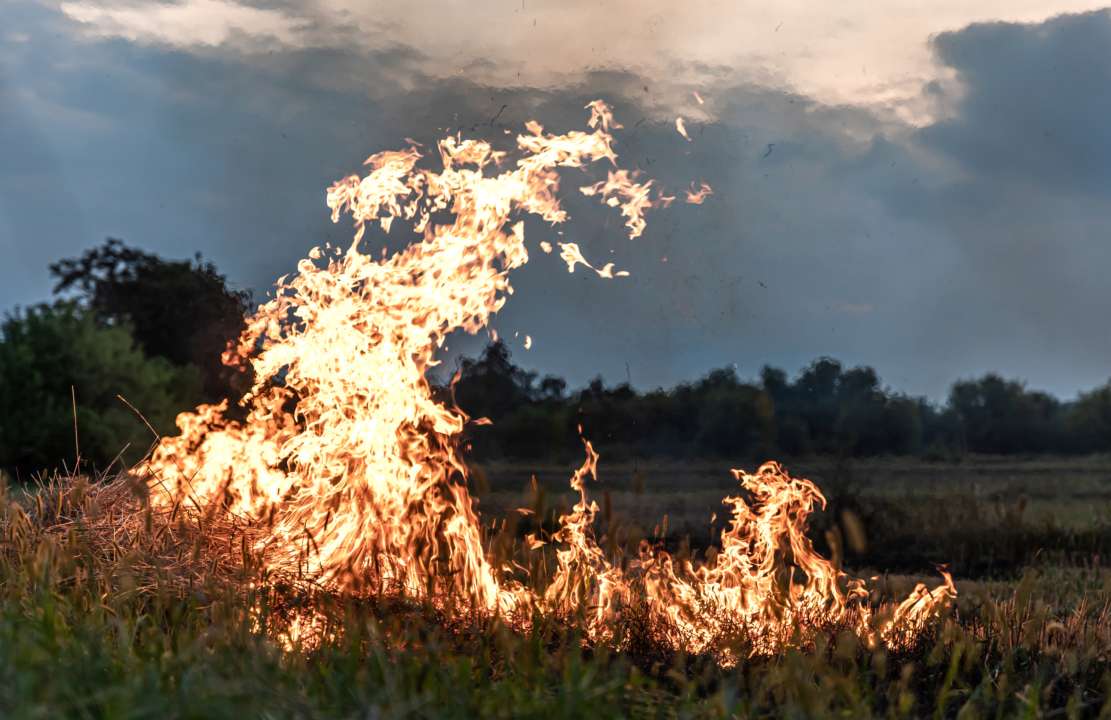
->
(1063, 381, 1111, 453)
(692, 368, 775, 458)
(454, 341, 537, 421)
(445, 341, 1108, 462)
(948, 374, 1060, 454)
(0, 302, 200, 480)
(795, 358, 844, 453)
(50, 239, 251, 403)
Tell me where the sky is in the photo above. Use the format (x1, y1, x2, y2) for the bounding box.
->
(3, 1, 1111, 401)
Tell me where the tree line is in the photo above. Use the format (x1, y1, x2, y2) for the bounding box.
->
(453, 341, 1111, 462)
(1, 239, 1109, 480)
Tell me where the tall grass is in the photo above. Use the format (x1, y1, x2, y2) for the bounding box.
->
(3, 473, 1111, 718)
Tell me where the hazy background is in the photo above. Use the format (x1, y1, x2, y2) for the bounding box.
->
(4, 0, 1111, 400)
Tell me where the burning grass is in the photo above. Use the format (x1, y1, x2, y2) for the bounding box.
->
(4, 470, 1111, 717)
(0, 101, 1093, 715)
(121, 101, 954, 661)
(2, 464, 945, 664)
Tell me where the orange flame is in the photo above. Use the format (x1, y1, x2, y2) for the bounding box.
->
(686, 180, 714, 204)
(143, 100, 953, 661)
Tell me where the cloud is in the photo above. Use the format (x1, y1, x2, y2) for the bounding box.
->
(922, 9, 1111, 195)
(5, 2, 1111, 402)
(57, 0, 1111, 112)
(60, 0, 305, 47)
(895, 9, 1111, 395)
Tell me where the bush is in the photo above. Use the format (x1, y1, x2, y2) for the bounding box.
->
(0, 302, 200, 480)
(50, 238, 251, 403)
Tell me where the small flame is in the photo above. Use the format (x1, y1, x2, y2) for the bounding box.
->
(557, 241, 629, 278)
(579, 169, 656, 239)
(142, 100, 952, 662)
(686, 181, 714, 204)
(676, 116, 691, 142)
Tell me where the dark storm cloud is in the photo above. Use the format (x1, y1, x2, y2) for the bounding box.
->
(3, 4, 1111, 400)
(923, 10, 1111, 195)
(890, 9, 1111, 396)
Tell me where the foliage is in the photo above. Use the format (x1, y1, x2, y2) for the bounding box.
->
(948, 375, 1062, 454)
(1065, 384, 1111, 454)
(455, 342, 1111, 461)
(50, 238, 251, 403)
(0, 302, 200, 480)
(2, 243, 1107, 477)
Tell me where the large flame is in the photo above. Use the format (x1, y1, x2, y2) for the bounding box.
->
(143, 101, 953, 662)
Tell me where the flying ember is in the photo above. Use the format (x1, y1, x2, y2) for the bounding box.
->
(142, 101, 954, 663)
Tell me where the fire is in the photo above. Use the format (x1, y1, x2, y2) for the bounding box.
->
(143, 101, 953, 661)
(676, 116, 692, 141)
(686, 180, 714, 205)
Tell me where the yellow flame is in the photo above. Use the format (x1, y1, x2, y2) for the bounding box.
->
(676, 116, 692, 142)
(143, 100, 953, 661)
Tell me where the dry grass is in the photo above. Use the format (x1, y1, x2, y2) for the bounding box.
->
(472, 456, 1111, 578)
(5, 465, 1111, 717)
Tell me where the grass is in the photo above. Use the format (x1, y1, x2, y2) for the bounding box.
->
(4, 459, 1111, 718)
(474, 455, 1111, 578)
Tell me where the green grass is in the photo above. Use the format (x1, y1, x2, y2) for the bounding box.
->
(5, 461, 1111, 718)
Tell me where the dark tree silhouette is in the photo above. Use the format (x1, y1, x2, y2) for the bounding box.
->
(3, 239, 1109, 474)
(454, 341, 538, 422)
(50, 239, 252, 403)
(948, 374, 1061, 454)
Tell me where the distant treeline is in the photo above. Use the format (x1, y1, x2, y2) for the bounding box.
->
(454, 341, 1111, 461)
(3, 239, 1110, 480)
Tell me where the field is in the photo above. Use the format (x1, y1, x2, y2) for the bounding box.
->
(5, 456, 1111, 718)
(477, 455, 1111, 577)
